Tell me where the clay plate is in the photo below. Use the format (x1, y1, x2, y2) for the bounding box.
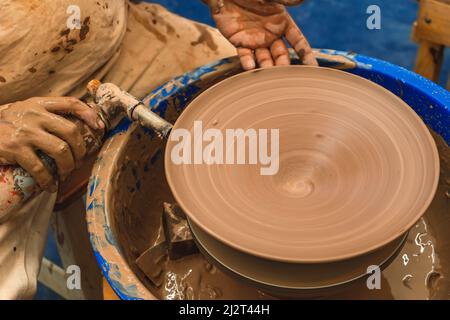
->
(165, 66, 440, 263)
(189, 219, 407, 294)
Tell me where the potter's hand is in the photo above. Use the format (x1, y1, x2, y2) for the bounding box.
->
(210, 0, 317, 70)
(0, 97, 103, 192)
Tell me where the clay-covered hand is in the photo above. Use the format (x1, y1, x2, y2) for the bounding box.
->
(0, 97, 104, 192)
(211, 0, 317, 70)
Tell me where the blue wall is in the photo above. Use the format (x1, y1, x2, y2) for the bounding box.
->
(150, 0, 450, 87)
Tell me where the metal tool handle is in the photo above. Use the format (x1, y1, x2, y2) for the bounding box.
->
(87, 80, 173, 140)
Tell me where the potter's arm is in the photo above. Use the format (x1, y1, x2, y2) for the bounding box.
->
(202, 0, 305, 12)
(0, 81, 171, 220)
(202, 0, 317, 70)
(0, 98, 104, 220)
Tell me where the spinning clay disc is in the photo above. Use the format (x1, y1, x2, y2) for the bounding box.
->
(165, 66, 439, 263)
(189, 219, 407, 292)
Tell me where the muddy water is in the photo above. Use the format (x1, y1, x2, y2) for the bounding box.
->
(112, 127, 449, 300)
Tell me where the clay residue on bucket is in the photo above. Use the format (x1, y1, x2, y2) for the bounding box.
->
(109, 125, 449, 300)
(109, 126, 268, 299)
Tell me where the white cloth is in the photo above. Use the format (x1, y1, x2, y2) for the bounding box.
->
(0, 192, 57, 299)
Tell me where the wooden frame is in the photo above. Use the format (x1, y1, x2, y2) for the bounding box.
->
(412, 0, 450, 82)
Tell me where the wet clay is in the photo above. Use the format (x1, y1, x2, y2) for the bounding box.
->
(189, 217, 408, 297)
(331, 131, 450, 299)
(109, 128, 269, 299)
(111, 122, 448, 300)
(164, 66, 440, 263)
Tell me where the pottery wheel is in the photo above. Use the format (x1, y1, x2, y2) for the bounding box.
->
(165, 66, 439, 263)
(189, 219, 407, 292)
